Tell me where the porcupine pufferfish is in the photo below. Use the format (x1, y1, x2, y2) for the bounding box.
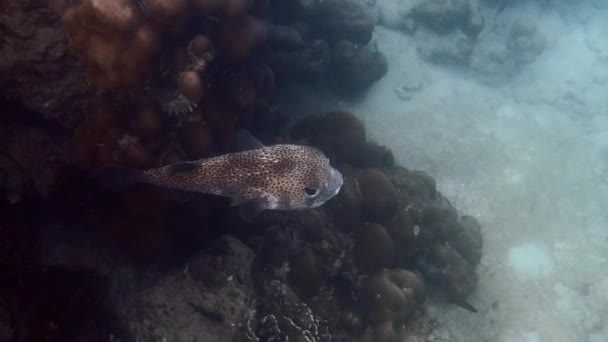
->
(99, 130, 344, 221)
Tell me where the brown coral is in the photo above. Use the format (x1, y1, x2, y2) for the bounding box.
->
(357, 168, 399, 220)
(354, 223, 395, 274)
(216, 15, 268, 61)
(62, 0, 162, 89)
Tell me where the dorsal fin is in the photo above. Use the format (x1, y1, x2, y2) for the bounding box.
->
(236, 129, 265, 152)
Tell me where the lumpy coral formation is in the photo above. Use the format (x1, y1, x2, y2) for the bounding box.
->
(61, 0, 163, 89)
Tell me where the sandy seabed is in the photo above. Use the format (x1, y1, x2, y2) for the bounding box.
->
(280, 1, 608, 341)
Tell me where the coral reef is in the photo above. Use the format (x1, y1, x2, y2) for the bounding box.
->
(330, 40, 388, 96)
(124, 236, 258, 341)
(378, 0, 546, 83)
(0, 1, 484, 342)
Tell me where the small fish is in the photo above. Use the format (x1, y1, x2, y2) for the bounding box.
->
(96, 130, 343, 221)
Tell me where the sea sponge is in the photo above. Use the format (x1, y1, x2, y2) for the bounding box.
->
(62, 0, 162, 89)
(354, 223, 395, 274)
(357, 169, 399, 220)
(216, 15, 268, 61)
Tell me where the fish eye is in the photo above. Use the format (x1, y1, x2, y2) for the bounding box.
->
(304, 187, 320, 197)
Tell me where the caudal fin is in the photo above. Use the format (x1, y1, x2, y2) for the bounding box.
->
(89, 166, 143, 191)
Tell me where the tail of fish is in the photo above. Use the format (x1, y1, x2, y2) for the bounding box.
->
(90, 165, 146, 191)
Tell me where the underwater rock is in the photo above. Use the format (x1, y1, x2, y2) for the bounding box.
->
(0, 2, 94, 128)
(357, 168, 400, 220)
(415, 26, 475, 65)
(266, 37, 331, 81)
(379, 0, 483, 38)
(411, 0, 471, 33)
(126, 236, 257, 342)
(330, 40, 388, 96)
(253, 280, 332, 342)
(410, 0, 483, 38)
(468, 31, 514, 84)
(318, 0, 376, 45)
(377, 0, 422, 32)
(379, 0, 483, 66)
(506, 18, 547, 65)
(470, 17, 546, 84)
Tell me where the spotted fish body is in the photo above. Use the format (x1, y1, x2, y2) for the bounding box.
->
(120, 132, 343, 218)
